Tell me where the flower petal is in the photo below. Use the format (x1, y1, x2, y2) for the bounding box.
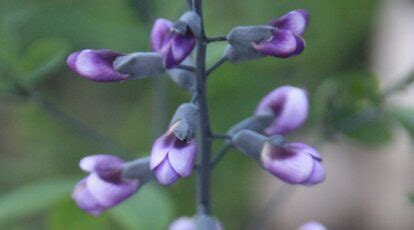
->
(151, 18, 174, 52)
(269, 9, 309, 35)
(255, 86, 308, 135)
(154, 159, 180, 185)
(171, 34, 196, 65)
(298, 221, 327, 230)
(169, 217, 195, 230)
(80, 154, 124, 173)
(86, 173, 139, 208)
(252, 29, 298, 58)
(71, 179, 105, 216)
(303, 160, 326, 185)
(73, 49, 128, 82)
(168, 140, 197, 177)
(261, 143, 314, 184)
(289, 142, 322, 160)
(150, 133, 174, 169)
(293, 35, 305, 55)
(66, 51, 81, 73)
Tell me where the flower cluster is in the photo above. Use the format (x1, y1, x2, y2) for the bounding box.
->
(66, 5, 323, 229)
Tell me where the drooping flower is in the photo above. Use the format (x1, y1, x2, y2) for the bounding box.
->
(71, 155, 139, 216)
(261, 142, 325, 185)
(298, 221, 327, 230)
(255, 86, 308, 135)
(150, 122, 197, 185)
(67, 49, 129, 82)
(252, 9, 309, 58)
(151, 18, 196, 68)
(169, 216, 222, 230)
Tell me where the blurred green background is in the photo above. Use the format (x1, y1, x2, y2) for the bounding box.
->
(1, 0, 413, 229)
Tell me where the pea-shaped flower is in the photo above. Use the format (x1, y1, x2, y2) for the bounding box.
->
(261, 142, 325, 185)
(255, 86, 308, 135)
(150, 122, 197, 185)
(71, 155, 140, 216)
(298, 221, 327, 230)
(252, 9, 309, 57)
(151, 18, 196, 68)
(169, 216, 222, 230)
(67, 49, 129, 82)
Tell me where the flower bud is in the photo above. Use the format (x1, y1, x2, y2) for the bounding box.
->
(232, 130, 268, 161)
(67, 49, 129, 82)
(72, 155, 139, 216)
(113, 52, 165, 79)
(298, 221, 327, 230)
(166, 57, 196, 90)
(150, 123, 197, 185)
(178, 11, 202, 37)
(261, 142, 325, 185)
(169, 215, 222, 230)
(151, 18, 196, 68)
(256, 86, 308, 135)
(169, 103, 199, 141)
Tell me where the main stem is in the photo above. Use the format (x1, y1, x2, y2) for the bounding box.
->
(193, 0, 213, 215)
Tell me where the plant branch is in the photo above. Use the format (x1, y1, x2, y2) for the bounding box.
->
(206, 56, 227, 76)
(206, 36, 227, 43)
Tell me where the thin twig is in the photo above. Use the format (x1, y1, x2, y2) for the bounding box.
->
(206, 36, 227, 43)
(206, 56, 227, 76)
(176, 64, 196, 72)
(210, 143, 233, 168)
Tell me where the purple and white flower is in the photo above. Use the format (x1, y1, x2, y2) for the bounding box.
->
(252, 9, 309, 58)
(261, 142, 325, 185)
(298, 221, 327, 230)
(150, 122, 197, 185)
(71, 155, 139, 216)
(151, 18, 196, 69)
(67, 49, 129, 82)
(255, 86, 308, 135)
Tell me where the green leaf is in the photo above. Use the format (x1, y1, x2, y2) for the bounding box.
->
(48, 198, 113, 230)
(109, 184, 173, 230)
(390, 106, 414, 138)
(18, 38, 70, 84)
(0, 177, 77, 224)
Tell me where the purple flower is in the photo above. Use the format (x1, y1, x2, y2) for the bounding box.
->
(71, 155, 139, 216)
(169, 216, 222, 230)
(150, 123, 197, 185)
(252, 9, 309, 58)
(255, 86, 308, 135)
(261, 142, 325, 185)
(151, 18, 196, 69)
(67, 49, 130, 82)
(298, 221, 327, 230)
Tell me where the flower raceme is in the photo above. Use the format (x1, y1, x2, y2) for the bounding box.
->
(71, 155, 140, 216)
(150, 122, 197, 185)
(255, 86, 309, 135)
(261, 142, 325, 185)
(151, 18, 196, 68)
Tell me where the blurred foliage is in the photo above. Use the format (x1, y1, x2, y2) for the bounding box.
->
(1, 0, 414, 229)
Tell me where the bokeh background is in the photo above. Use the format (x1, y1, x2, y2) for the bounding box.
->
(1, 0, 414, 229)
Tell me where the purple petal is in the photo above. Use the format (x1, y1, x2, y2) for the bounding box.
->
(151, 18, 174, 52)
(161, 43, 177, 69)
(293, 35, 305, 55)
(298, 221, 327, 230)
(71, 49, 129, 82)
(303, 160, 326, 185)
(261, 143, 314, 184)
(171, 34, 196, 66)
(150, 133, 174, 169)
(71, 179, 105, 216)
(255, 86, 309, 135)
(270, 9, 309, 35)
(154, 159, 180, 185)
(288, 142, 322, 160)
(168, 140, 197, 177)
(169, 217, 195, 230)
(86, 173, 139, 208)
(66, 51, 81, 72)
(80, 154, 124, 173)
(252, 30, 298, 58)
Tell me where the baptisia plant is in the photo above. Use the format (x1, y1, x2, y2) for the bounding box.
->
(67, 1, 325, 228)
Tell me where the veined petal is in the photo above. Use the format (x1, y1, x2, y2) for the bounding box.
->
(255, 86, 308, 135)
(151, 18, 174, 52)
(261, 143, 314, 184)
(86, 173, 139, 208)
(171, 34, 196, 66)
(150, 133, 174, 169)
(168, 140, 197, 177)
(269, 9, 309, 35)
(71, 179, 105, 216)
(154, 159, 180, 185)
(252, 30, 298, 58)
